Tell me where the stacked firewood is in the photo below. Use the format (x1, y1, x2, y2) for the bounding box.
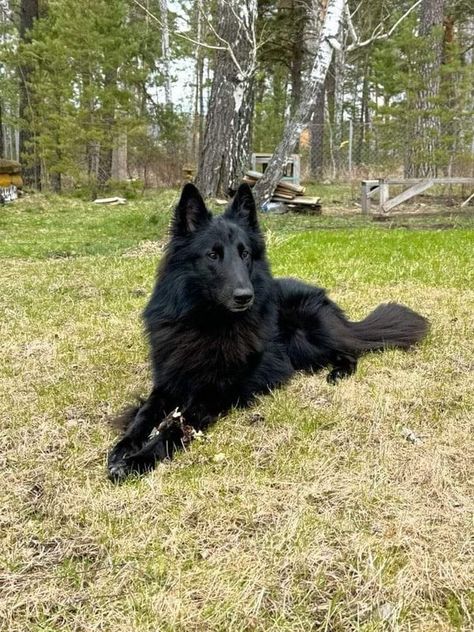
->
(0, 160, 22, 204)
(243, 170, 321, 214)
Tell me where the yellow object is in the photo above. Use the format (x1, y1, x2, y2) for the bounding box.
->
(0, 174, 23, 188)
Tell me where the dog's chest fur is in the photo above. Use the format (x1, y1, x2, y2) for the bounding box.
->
(148, 314, 267, 401)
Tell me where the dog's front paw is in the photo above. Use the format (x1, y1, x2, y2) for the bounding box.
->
(107, 459, 129, 483)
(107, 439, 135, 483)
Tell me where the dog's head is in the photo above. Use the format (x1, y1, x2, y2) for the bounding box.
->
(168, 182, 266, 313)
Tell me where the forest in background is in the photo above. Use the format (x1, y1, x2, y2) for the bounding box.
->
(0, 0, 473, 198)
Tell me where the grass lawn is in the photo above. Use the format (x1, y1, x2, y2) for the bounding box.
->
(1, 191, 473, 631)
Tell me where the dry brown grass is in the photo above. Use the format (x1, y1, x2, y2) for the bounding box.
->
(1, 203, 473, 631)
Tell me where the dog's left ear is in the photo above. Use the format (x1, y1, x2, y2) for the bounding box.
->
(173, 183, 211, 236)
(225, 183, 258, 229)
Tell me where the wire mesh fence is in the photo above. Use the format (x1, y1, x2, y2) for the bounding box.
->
(302, 120, 474, 182)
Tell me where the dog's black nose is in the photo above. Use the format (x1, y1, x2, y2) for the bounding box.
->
(233, 288, 254, 305)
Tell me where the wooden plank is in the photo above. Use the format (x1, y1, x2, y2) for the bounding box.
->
(367, 187, 380, 199)
(274, 181, 304, 195)
(361, 181, 378, 214)
(461, 192, 474, 208)
(245, 170, 305, 195)
(0, 159, 21, 174)
(246, 170, 262, 179)
(382, 180, 434, 213)
(273, 191, 294, 200)
(93, 196, 126, 205)
(285, 196, 320, 205)
(385, 177, 474, 186)
(379, 180, 389, 211)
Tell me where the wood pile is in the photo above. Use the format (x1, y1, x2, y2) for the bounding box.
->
(243, 171, 321, 214)
(0, 159, 23, 189)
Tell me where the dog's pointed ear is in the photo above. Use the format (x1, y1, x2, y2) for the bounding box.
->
(225, 183, 258, 229)
(173, 183, 211, 236)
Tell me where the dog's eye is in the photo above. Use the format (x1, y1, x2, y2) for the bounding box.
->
(207, 251, 218, 261)
(241, 250, 250, 259)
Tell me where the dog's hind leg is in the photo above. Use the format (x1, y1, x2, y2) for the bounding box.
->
(108, 388, 166, 481)
(326, 355, 358, 385)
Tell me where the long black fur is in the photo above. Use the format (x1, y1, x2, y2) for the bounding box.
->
(107, 183, 428, 481)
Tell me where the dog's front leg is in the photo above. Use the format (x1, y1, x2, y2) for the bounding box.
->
(108, 388, 165, 481)
(115, 410, 192, 477)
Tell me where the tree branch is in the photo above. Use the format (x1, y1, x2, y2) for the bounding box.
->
(131, 0, 227, 53)
(346, 0, 422, 53)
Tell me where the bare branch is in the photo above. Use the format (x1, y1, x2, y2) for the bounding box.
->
(344, 3, 357, 43)
(346, 0, 422, 53)
(385, 0, 422, 38)
(131, 0, 227, 53)
(195, 3, 245, 76)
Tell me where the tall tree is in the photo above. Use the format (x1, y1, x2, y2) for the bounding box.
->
(253, 0, 344, 205)
(0, 101, 4, 158)
(195, 0, 257, 198)
(309, 83, 325, 179)
(158, 0, 172, 106)
(18, 0, 40, 187)
(405, 0, 445, 177)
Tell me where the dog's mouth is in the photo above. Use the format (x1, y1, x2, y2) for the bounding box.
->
(228, 299, 254, 313)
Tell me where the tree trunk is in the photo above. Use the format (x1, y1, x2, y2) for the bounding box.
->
(192, 1, 204, 161)
(98, 138, 113, 187)
(253, 0, 345, 206)
(290, 0, 305, 113)
(112, 131, 128, 181)
(51, 171, 62, 193)
(310, 84, 325, 179)
(440, 13, 455, 176)
(308, 0, 325, 180)
(0, 100, 4, 159)
(195, 0, 257, 198)
(158, 0, 172, 106)
(405, 0, 445, 177)
(98, 68, 117, 188)
(355, 53, 370, 166)
(19, 0, 41, 189)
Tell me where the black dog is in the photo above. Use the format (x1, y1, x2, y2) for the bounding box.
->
(108, 183, 428, 481)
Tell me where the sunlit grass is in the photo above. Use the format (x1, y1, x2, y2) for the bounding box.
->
(1, 194, 473, 631)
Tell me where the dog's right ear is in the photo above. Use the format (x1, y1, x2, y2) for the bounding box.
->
(173, 183, 211, 236)
(225, 183, 258, 230)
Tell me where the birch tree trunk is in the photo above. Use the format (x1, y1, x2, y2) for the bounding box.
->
(195, 0, 257, 198)
(158, 0, 172, 106)
(253, 0, 345, 206)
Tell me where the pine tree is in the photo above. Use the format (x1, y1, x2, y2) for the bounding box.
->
(18, 0, 41, 187)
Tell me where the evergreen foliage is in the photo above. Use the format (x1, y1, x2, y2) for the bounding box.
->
(0, 0, 472, 189)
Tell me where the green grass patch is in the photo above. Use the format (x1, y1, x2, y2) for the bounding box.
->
(1, 194, 473, 631)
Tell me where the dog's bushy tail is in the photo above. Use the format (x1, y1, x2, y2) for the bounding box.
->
(347, 303, 429, 353)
